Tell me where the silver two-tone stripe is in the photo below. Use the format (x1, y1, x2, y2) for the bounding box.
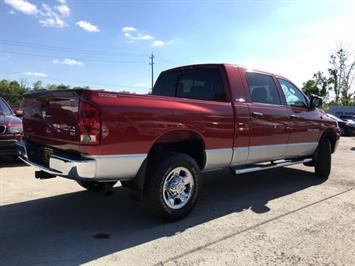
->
(205, 142, 318, 169)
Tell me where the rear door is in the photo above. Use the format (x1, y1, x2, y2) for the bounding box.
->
(277, 79, 320, 157)
(242, 72, 290, 163)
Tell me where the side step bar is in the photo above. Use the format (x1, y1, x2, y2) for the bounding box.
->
(233, 158, 312, 175)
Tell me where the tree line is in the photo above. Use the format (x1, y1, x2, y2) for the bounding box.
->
(0, 80, 88, 107)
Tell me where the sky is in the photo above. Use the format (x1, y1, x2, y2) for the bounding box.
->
(1, 0, 355, 94)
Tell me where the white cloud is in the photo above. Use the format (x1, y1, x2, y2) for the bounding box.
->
(22, 71, 48, 77)
(122, 26, 171, 47)
(55, 3, 70, 17)
(124, 32, 153, 41)
(57, 0, 67, 4)
(152, 40, 165, 47)
(140, 34, 154, 40)
(122, 26, 137, 32)
(4, 0, 70, 28)
(38, 3, 66, 28)
(122, 26, 154, 42)
(4, 0, 38, 15)
(52, 58, 84, 66)
(8, 10, 16, 15)
(76, 20, 100, 32)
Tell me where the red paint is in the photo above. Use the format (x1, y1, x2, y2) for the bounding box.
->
(22, 64, 339, 157)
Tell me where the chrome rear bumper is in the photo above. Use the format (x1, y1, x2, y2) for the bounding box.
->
(17, 141, 146, 181)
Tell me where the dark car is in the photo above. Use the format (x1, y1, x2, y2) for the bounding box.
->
(327, 114, 355, 136)
(0, 97, 23, 159)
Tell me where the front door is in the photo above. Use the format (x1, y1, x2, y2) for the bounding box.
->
(277, 79, 320, 158)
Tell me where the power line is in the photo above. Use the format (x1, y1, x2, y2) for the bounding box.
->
(0, 39, 179, 64)
(0, 39, 147, 57)
(0, 50, 147, 64)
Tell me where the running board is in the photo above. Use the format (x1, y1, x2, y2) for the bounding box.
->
(233, 158, 312, 175)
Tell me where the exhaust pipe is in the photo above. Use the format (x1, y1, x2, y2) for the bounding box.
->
(35, 171, 57, 179)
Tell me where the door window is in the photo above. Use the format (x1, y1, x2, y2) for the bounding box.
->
(246, 72, 281, 105)
(278, 79, 308, 108)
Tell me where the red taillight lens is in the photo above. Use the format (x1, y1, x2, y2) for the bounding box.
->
(79, 102, 100, 145)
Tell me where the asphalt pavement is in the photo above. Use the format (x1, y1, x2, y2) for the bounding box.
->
(0, 137, 354, 266)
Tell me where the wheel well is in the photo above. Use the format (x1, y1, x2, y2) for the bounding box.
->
(320, 128, 337, 153)
(148, 130, 206, 169)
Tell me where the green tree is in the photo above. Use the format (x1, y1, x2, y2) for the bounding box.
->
(0, 79, 90, 107)
(327, 46, 355, 104)
(0, 79, 29, 107)
(303, 71, 328, 98)
(32, 80, 43, 91)
(45, 84, 70, 90)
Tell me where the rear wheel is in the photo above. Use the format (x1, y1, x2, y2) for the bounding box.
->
(314, 138, 331, 178)
(77, 180, 117, 192)
(145, 152, 200, 220)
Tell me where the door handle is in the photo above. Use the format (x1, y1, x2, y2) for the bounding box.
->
(290, 114, 299, 119)
(252, 111, 263, 117)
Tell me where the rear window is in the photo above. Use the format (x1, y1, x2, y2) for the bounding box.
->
(153, 68, 226, 101)
(152, 72, 177, 97)
(246, 72, 281, 105)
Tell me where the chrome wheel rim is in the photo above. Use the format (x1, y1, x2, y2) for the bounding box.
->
(162, 167, 194, 210)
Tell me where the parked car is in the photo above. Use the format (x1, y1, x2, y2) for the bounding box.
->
(327, 114, 355, 136)
(17, 64, 340, 220)
(0, 97, 23, 159)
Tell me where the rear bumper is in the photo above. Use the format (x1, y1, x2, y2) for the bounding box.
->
(0, 139, 18, 156)
(17, 141, 146, 181)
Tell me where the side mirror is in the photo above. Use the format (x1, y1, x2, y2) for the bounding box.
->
(15, 110, 23, 117)
(309, 96, 322, 109)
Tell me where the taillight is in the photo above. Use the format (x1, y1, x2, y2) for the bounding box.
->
(79, 102, 101, 145)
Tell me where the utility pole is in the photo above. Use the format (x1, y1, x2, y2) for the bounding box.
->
(149, 52, 154, 89)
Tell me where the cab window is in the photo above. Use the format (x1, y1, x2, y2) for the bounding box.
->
(278, 79, 308, 108)
(246, 72, 281, 105)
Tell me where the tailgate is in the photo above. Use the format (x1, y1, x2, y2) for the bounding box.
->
(23, 90, 81, 152)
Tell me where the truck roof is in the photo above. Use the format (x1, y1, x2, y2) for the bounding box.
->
(162, 63, 290, 81)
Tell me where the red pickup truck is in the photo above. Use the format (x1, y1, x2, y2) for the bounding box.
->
(18, 64, 340, 220)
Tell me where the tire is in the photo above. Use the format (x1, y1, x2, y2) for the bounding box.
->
(77, 180, 117, 192)
(144, 152, 201, 220)
(314, 138, 331, 178)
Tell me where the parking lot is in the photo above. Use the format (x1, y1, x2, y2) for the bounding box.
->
(0, 137, 354, 266)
